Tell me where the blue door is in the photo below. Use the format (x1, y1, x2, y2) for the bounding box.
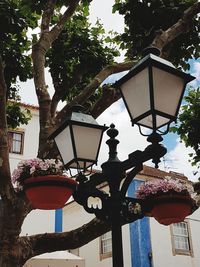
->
(55, 208, 63, 232)
(128, 180, 153, 267)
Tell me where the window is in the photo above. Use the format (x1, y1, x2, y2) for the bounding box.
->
(100, 231, 112, 260)
(171, 221, 193, 256)
(8, 131, 24, 154)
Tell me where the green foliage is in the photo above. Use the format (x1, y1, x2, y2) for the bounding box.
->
(0, 0, 33, 96)
(46, 10, 119, 104)
(6, 102, 32, 129)
(2, 1, 110, 126)
(113, 0, 200, 69)
(20, 0, 92, 15)
(171, 88, 200, 170)
(0, 1, 37, 129)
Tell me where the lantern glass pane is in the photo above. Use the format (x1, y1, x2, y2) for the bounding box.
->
(138, 115, 170, 129)
(54, 126, 74, 165)
(72, 125, 103, 161)
(153, 67, 185, 117)
(121, 68, 150, 119)
(69, 161, 93, 169)
(156, 115, 171, 128)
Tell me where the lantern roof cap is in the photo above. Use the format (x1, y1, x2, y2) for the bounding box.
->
(115, 52, 194, 88)
(50, 108, 107, 140)
(70, 111, 99, 125)
(67, 104, 99, 125)
(132, 53, 175, 71)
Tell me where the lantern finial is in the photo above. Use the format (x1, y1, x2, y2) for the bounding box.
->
(142, 46, 161, 57)
(71, 104, 85, 113)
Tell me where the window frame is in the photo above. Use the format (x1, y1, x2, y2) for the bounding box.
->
(170, 220, 193, 256)
(8, 130, 24, 155)
(99, 231, 112, 260)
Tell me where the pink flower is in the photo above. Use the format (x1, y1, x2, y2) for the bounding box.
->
(135, 177, 191, 199)
(30, 166, 36, 174)
(11, 158, 64, 191)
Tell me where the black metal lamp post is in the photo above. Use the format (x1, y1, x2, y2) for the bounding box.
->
(51, 48, 195, 267)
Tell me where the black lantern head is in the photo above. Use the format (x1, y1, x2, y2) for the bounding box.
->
(50, 106, 107, 171)
(115, 48, 195, 132)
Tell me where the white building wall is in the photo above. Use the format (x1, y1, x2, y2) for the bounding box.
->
(127, 175, 200, 267)
(150, 209, 200, 267)
(188, 210, 200, 266)
(8, 106, 55, 236)
(9, 107, 40, 172)
(63, 200, 132, 267)
(21, 209, 55, 235)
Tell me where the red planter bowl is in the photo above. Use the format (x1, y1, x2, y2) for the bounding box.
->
(150, 194, 193, 226)
(24, 175, 77, 210)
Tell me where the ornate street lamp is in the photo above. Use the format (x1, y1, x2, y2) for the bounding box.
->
(51, 105, 107, 171)
(115, 47, 194, 132)
(51, 48, 195, 267)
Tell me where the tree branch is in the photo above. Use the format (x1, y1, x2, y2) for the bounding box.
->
(32, 2, 59, 155)
(32, 40, 52, 157)
(22, 217, 110, 259)
(32, 0, 81, 156)
(41, 0, 57, 33)
(152, 2, 200, 52)
(90, 85, 121, 119)
(49, 0, 81, 43)
(51, 91, 61, 118)
(51, 65, 85, 117)
(0, 55, 16, 201)
(55, 61, 135, 126)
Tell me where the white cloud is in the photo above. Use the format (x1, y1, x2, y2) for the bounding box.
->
(95, 100, 199, 182)
(192, 62, 200, 81)
(96, 100, 150, 167)
(89, 0, 124, 34)
(163, 138, 198, 182)
(189, 61, 200, 88)
(19, 68, 66, 110)
(89, 0, 126, 62)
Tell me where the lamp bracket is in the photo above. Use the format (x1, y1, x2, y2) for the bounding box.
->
(122, 150, 144, 170)
(120, 165, 143, 198)
(121, 198, 147, 223)
(73, 172, 149, 223)
(74, 180, 148, 223)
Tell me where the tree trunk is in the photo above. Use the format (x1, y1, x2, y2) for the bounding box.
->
(0, 199, 32, 267)
(0, 201, 21, 267)
(0, 258, 23, 267)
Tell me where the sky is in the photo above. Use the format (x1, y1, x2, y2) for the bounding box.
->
(18, 0, 200, 181)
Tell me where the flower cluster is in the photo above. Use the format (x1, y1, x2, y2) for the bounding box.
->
(12, 158, 64, 189)
(135, 178, 191, 199)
